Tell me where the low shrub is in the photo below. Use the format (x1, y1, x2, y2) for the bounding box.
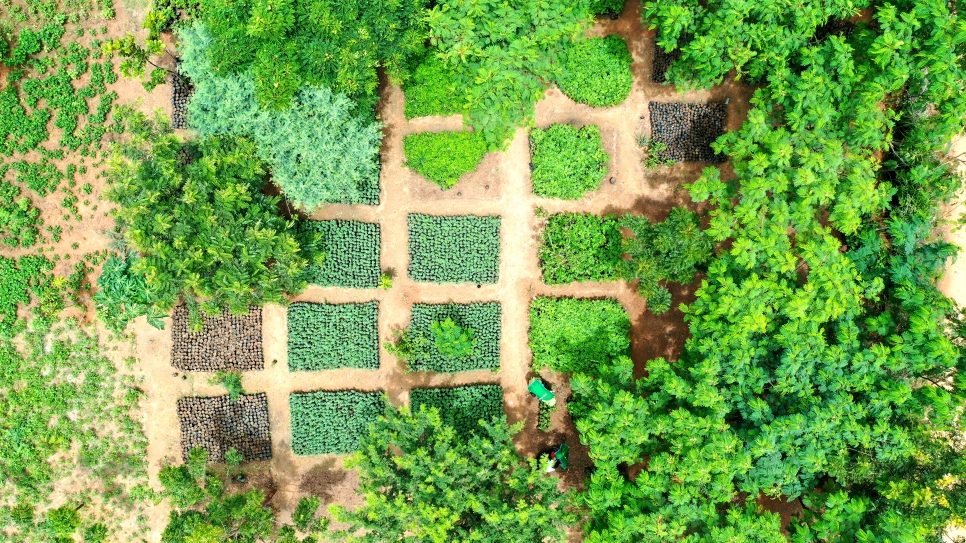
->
(394, 303, 501, 373)
(403, 131, 489, 190)
(403, 54, 464, 119)
(299, 221, 381, 289)
(539, 213, 622, 284)
(290, 390, 384, 455)
(589, 0, 625, 16)
(0, 181, 41, 248)
(408, 214, 501, 284)
(530, 124, 609, 199)
(558, 36, 633, 108)
(288, 302, 379, 371)
(529, 297, 630, 374)
(410, 385, 504, 437)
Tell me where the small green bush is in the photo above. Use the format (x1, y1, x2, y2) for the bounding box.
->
(529, 297, 630, 374)
(539, 213, 622, 284)
(290, 390, 384, 455)
(558, 36, 633, 108)
(403, 54, 464, 119)
(299, 221, 381, 288)
(0, 181, 41, 248)
(403, 131, 489, 190)
(410, 385, 504, 437)
(408, 214, 501, 284)
(288, 302, 379, 371)
(530, 124, 609, 199)
(400, 303, 501, 373)
(589, 0, 625, 16)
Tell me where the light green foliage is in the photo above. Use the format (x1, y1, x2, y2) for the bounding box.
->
(0, 180, 41, 247)
(331, 407, 572, 542)
(407, 214, 501, 284)
(409, 385, 504, 437)
(538, 213, 621, 284)
(403, 131, 489, 189)
(636, 135, 675, 168)
(619, 207, 713, 314)
(293, 496, 323, 533)
(287, 302, 379, 371)
(199, 0, 428, 112)
(530, 124, 609, 199)
(289, 391, 385, 455)
(160, 448, 326, 541)
(391, 303, 501, 373)
(105, 108, 317, 326)
(210, 371, 245, 402)
(299, 220, 381, 288)
(529, 297, 630, 374)
(179, 23, 382, 208)
(402, 53, 464, 119)
(0, 255, 55, 326)
(558, 36, 632, 107)
(94, 252, 166, 333)
(426, 0, 593, 146)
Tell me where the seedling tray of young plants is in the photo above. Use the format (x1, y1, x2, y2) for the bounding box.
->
(177, 393, 272, 463)
(407, 214, 501, 284)
(171, 305, 263, 372)
(649, 102, 726, 163)
(299, 220, 381, 288)
(171, 61, 194, 129)
(405, 302, 501, 373)
(410, 385, 505, 436)
(287, 301, 379, 371)
(289, 390, 385, 455)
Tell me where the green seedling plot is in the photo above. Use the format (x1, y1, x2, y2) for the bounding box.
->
(410, 385, 505, 436)
(290, 390, 385, 455)
(287, 302, 379, 371)
(407, 214, 501, 284)
(300, 220, 381, 288)
(406, 302, 501, 373)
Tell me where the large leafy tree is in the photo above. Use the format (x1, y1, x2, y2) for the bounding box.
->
(105, 108, 320, 328)
(330, 407, 573, 542)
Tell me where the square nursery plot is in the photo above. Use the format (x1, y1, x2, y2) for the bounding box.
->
(410, 385, 505, 436)
(171, 305, 263, 372)
(406, 302, 501, 373)
(178, 393, 272, 463)
(407, 214, 501, 284)
(649, 102, 726, 163)
(289, 390, 384, 455)
(300, 220, 381, 288)
(287, 302, 379, 371)
(651, 44, 682, 83)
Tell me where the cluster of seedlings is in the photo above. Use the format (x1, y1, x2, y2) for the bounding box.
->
(289, 390, 385, 455)
(410, 385, 505, 436)
(287, 301, 380, 371)
(648, 102, 727, 163)
(407, 214, 501, 284)
(171, 62, 194, 130)
(300, 220, 381, 288)
(404, 302, 502, 373)
(171, 305, 263, 371)
(177, 393, 273, 462)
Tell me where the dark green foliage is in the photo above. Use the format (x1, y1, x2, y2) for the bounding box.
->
(589, 0, 624, 15)
(199, 0, 428, 113)
(403, 131, 489, 190)
(409, 385, 505, 437)
(0, 181, 41, 248)
(287, 302, 379, 371)
(299, 221, 381, 288)
(211, 371, 245, 402)
(105, 109, 318, 326)
(529, 297, 630, 374)
(289, 391, 385, 455)
(407, 214, 501, 284)
(538, 399, 555, 431)
(331, 407, 573, 542)
(94, 253, 166, 333)
(398, 303, 501, 373)
(0, 255, 54, 326)
(619, 207, 714, 314)
(558, 36, 632, 107)
(530, 124, 609, 199)
(402, 54, 464, 119)
(538, 213, 621, 284)
(179, 23, 382, 209)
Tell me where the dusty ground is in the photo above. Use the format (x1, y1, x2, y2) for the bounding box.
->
(939, 134, 966, 307)
(130, 2, 756, 538)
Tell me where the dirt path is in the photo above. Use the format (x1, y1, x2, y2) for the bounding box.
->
(939, 134, 966, 308)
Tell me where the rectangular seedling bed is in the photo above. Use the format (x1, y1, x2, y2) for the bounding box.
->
(289, 390, 385, 455)
(649, 102, 727, 163)
(651, 44, 682, 84)
(171, 305, 263, 372)
(171, 61, 194, 130)
(405, 302, 501, 373)
(177, 393, 272, 463)
(299, 220, 381, 288)
(410, 385, 505, 436)
(287, 301, 379, 371)
(407, 214, 501, 284)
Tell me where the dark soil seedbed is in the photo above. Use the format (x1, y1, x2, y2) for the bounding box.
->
(177, 393, 272, 463)
(171, 305, 263, 372)
(649, 102, 727, 163)
(171, 61, 194, 130)
(651, 44, 682, 84)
